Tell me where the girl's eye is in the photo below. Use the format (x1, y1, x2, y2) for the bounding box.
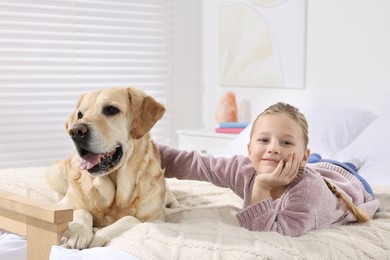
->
(258, 138, 268, 143)
(77, 111, 83, 120)
(282, 141, 293, 145)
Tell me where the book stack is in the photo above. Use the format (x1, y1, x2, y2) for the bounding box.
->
(215, 122, 250, 134)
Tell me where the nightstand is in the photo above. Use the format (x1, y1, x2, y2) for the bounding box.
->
(176, 129, 237, 155)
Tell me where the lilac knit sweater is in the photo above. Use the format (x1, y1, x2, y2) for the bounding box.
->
(158, 144, 379, 237)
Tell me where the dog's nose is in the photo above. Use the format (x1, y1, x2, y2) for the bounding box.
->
(69, 124, 88, 140)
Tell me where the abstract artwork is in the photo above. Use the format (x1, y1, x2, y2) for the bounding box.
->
(219, 0, 306, 88)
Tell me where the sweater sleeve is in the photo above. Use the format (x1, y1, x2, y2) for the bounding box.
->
(158, 144, 255, 198)
(236, 169, 341, 237)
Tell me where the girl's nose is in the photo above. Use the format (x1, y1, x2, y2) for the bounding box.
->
(267, 141, 281, 154)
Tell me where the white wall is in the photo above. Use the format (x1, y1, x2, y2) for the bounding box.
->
(200, 0, 390, 131)
(170, 0, 201, 147)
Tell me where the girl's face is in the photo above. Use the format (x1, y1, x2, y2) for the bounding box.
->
(247, 113, 310, 174)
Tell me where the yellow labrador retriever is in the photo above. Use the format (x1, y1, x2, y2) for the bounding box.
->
(46, 87, 172, 249)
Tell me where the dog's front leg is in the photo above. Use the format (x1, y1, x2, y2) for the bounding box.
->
(92, 175, 115, 209)
(89, 216, 142, 248)
(62, 209, 94, 249)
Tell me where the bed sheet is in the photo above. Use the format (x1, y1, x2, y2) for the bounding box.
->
(0, 231, 139, 260)
(50, 245, 139, 260)
(1, 102, 390, 259)
(0, 230, 26, 260)
(0, 167, 390, 259)
(49, 179, 390, 260)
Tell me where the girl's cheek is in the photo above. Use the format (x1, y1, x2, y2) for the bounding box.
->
(299, 153, 308, 167)
(292, 152, 304, 166)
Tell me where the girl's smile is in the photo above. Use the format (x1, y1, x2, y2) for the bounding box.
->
(247, 113, 310, 174)
(262, 157, 280, 164)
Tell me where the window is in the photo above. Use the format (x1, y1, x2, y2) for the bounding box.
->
(0, 0, 172, 168)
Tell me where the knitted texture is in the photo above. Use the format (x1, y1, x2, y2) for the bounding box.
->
(112, 179, 390, 260)
(0, 167, 389, 259)
(0, 167, 61, 203)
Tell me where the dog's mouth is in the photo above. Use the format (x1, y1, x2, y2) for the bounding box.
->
(78, 145, 123, 175)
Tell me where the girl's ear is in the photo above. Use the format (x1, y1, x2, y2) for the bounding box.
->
(300, 148, 310, 167)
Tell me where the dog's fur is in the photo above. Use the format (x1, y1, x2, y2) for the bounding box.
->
(46, 87, 172, 249)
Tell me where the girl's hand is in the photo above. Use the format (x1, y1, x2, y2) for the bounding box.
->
(251, 153, 300, 203)
(257, 153, 300, 190)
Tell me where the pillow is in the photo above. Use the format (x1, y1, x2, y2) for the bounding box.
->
(216, 124, 252, 157)
(299, 105, 377, 158)
(357, 163, 390, 186)
(218, 105, 376, 158)
(333, 112, 390, 185)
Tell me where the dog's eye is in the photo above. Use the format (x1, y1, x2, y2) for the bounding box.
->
(103, 106, 120, 116)
(77, 111, 83, 120)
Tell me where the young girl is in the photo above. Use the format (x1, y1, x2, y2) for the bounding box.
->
(158, 102, 379, 236)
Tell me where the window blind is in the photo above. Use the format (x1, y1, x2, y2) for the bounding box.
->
(0, 0, 172, 168)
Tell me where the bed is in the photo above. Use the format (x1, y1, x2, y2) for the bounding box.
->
(1, 100, 390, 259)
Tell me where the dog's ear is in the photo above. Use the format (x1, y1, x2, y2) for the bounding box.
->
(127, 88, 166, 139)
(65, 94, 85, 132)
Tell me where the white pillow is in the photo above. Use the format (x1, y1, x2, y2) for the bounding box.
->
(333, 112, 390, 178)
(218, 105, 376, 158)
(357, 163, 390, 186)
(217, 124, 252, 157)
(300, 105, 376, 158)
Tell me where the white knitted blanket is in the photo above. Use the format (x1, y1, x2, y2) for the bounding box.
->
(1, 167, 390, 259)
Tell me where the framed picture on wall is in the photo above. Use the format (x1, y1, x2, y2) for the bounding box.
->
(219, 0, 307, 89)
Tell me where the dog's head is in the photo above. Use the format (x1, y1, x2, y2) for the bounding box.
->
(65, 87, 165, 177)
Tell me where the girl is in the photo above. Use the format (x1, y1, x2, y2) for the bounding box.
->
(158, 102, 379, 236)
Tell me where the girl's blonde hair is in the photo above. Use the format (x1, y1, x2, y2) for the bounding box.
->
(250, 102, 309, 148)
(323, 179, 370, 222)
(251, 102, 371, 223)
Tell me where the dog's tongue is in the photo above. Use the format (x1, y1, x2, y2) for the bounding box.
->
(80, 153, 101, 170)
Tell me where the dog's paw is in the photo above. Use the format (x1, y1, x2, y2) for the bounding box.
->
(62, 222, 93, 249)
(88, 234, 109, 248)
